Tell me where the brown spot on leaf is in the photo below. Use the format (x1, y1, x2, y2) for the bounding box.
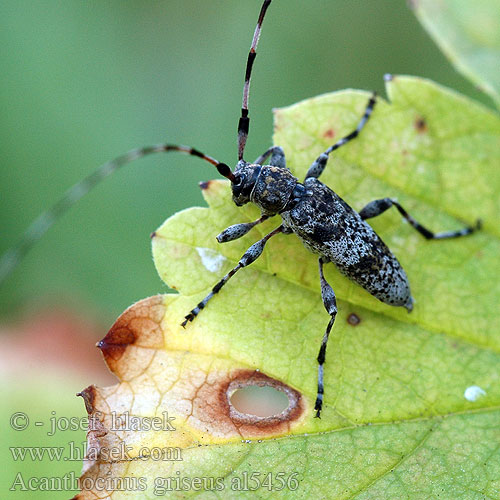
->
(77, 385, 97, 413)
(77, 385, 109, 478)
(97, 327, 136, 362)
(195, 370, 305, 437)
(150, 231, 156, 239)
(323, 128, 335, 139)
(199, 180, 211, 190)
(97, 295, 165, 373)
(347, 313, 361, 326)
(415, 116, 428, 133)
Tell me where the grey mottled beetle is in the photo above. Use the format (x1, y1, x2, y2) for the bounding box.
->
(0, 0, 480, 417)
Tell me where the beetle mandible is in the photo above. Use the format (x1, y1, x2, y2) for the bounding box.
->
(0, 0, 481, 417)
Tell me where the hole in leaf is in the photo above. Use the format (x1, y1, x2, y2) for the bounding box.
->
(230, 385, 290, 417)
(224, 371, 304, 428)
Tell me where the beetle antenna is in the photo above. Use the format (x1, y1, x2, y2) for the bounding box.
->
(0, 143, 232, 285)
(237, 0, 272, 162)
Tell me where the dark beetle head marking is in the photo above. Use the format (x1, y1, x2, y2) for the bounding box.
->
(231, 161, 262, 207)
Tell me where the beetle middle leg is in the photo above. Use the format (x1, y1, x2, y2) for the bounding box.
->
(305, 92, 377, 180)
(359, 197, 481, 239)
(314, 257, 338, 418)
(182, 224, 285, 327)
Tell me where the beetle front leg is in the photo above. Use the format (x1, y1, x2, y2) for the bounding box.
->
(216, 215, 270, 243)
(314, 257, 338, 418)
(182, 225, 285, 327)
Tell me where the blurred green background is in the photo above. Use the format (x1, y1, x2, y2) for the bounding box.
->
(0, 1, 495, 498)
(0, 0, 492, 322)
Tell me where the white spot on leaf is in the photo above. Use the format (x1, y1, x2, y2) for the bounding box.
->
(464, 385, 486, 402)
(196, 247, 226, 273)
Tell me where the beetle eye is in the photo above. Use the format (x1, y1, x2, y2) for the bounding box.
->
(233, 174, 243, 186)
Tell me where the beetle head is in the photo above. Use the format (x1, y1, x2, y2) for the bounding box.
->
(231, 161, 262, 207)
(231, 161, 298, 215)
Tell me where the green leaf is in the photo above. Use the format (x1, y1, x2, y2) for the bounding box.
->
(77, 76, 500, 499)
(411, 0, 500, 108)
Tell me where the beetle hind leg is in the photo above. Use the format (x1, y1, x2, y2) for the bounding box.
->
(359, 197, 481, 240)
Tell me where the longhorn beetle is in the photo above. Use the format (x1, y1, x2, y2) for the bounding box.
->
(0, 0, 481, 417)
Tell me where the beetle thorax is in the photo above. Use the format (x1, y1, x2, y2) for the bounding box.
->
(231, 162, 298, 215)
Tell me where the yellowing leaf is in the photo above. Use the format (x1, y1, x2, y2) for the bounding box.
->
(75, 76, 500, 499)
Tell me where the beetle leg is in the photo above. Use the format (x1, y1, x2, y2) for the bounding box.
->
(305, 92, 377, 180)
(254, 146, 287, 169)
(216, 215, 270, 243)
(359, 197, 481, 239)
(314, 257, 338, 418)
(182, 224, 285, 327)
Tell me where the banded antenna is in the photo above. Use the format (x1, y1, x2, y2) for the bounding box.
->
(237, 0, 272, 161)
(0, 145, 231, 285)
(0, 0, 274, 285)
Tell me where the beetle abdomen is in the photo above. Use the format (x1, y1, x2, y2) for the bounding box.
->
(281, 178, 413, 310)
